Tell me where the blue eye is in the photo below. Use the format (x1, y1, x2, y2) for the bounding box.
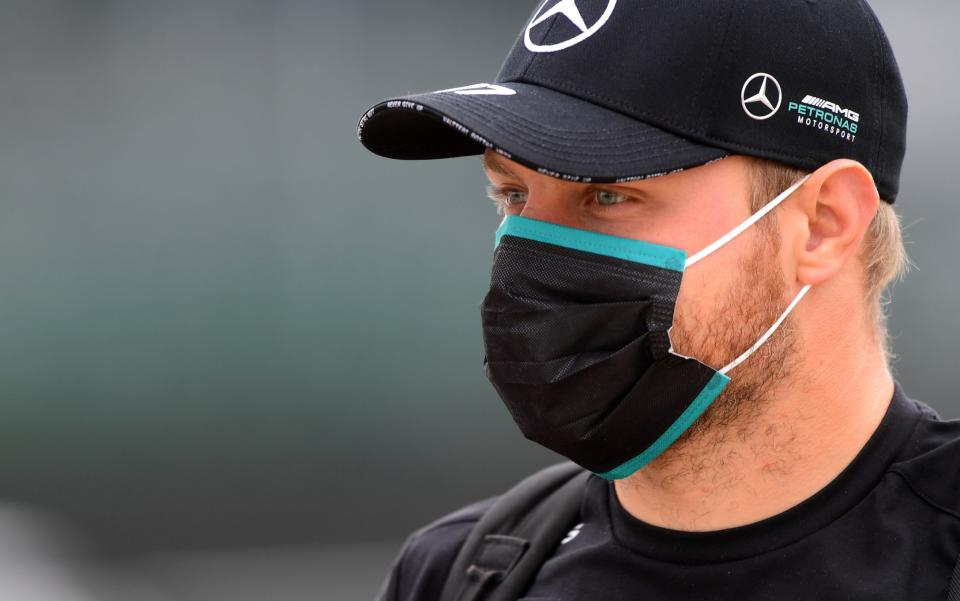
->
(504, 190, 528, 205)
(486, 185, 527, 214)
(485, 185, 631, 214)
(595, 190, 628, 206)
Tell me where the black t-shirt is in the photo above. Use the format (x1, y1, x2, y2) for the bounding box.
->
(376, 381, 960, 600)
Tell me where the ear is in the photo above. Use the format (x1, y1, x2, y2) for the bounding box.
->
(789, 159, 880, 286)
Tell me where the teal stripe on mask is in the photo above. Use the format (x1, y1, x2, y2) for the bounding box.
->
(495, 215, 687, 272)
(594, 371, 731, 481)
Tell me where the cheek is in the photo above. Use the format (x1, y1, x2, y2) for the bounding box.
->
(675, 268, 710, 325)
(675, 234, 757, 323)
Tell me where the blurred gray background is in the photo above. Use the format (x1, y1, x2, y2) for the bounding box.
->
(0, 1, 956, 600)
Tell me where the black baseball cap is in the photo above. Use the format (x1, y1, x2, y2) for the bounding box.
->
(357, 0, 908, 202)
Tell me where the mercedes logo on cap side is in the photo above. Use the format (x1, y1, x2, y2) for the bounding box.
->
(524, 0, 618, 53)
(741, 73, 783, 121)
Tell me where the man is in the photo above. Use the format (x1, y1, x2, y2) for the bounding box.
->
(356, 1, 960, 599)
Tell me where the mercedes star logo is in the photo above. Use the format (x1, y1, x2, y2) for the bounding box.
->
(741, 73, 783, 121)
(524, 0, 618, 53)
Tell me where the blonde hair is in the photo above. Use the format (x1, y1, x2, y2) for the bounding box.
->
(746, 158, 911, 366)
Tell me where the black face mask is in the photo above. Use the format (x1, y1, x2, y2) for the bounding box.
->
(480, 177, 811, 480)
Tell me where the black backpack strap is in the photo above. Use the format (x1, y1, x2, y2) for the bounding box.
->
(948, 550, 960, 601)
(438, 461, 590, 601)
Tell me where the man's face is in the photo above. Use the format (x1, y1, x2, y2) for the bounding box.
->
(481, 149, 803, 456)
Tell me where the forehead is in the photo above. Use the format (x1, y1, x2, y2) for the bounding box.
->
(482, 152, 522, 178)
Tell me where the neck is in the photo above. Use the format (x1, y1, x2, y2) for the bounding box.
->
(614, 313, 894, 532)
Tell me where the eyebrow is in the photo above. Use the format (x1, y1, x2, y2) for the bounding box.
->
(482, 153, 519, 178)
(480, 153, 652, 197)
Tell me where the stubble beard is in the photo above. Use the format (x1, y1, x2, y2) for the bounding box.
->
(647, 221, 805, 478)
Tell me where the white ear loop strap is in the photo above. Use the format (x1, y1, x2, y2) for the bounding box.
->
(685, 174, 811, 268)
(719, 283, 811, 375)
(682, 174, 813, 375)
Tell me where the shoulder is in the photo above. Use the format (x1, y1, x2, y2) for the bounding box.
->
(375, 495, 499, 601)
(375, 461, 585, 601)
(887, 395, 960, 520)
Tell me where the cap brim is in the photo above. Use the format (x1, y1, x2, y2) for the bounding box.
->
(357, 82, 729, 183)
